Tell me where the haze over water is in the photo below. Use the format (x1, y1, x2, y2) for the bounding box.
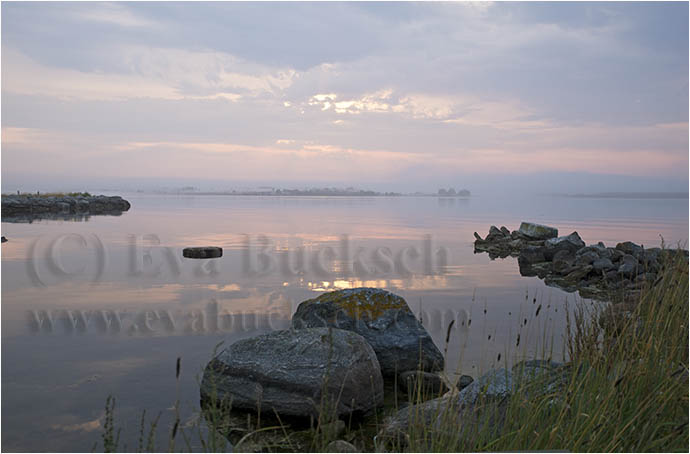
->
(1, 193, 687, 451)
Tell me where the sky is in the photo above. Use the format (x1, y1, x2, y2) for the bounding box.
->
(1, 1, 688, 195)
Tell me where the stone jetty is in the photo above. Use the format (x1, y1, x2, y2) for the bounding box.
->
(1, 194, 131, 221)
(474, 221, 687, 301)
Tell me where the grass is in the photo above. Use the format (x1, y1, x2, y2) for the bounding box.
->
(97, 250, 688, 452)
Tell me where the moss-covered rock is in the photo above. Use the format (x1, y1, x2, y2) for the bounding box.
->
(292, 288, 444, 377)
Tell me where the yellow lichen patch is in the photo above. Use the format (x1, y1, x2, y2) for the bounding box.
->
(314, 288, 408, 320)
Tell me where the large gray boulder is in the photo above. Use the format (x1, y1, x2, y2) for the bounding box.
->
(200, 328, 383, 418)
(518, 222, 558, 240)
(292, 288, 444, 376)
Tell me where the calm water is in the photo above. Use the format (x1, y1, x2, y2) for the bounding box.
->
(1, 194, 687, 452)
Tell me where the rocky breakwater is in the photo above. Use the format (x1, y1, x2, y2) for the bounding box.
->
(1, 194, 131, 221)
(474, 221, 687, 301)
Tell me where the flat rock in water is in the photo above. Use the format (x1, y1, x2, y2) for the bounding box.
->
(291, 288, 444, 376)
(200, 327, 383, 419)
(1, 236, 7, 243)
(182, 246, 222, 259)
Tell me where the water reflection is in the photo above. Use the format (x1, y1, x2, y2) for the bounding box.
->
(1, 194, 687, 452)
(1, 211, 128, 223)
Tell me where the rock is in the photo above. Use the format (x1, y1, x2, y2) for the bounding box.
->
(593, 258, 615, 272)
(640, 248, 661, 268)
(564, 265, 593, 284)
(608, 248, 624, 262)
(456, 374, 474, 391)
(604, 269, 619, 280)
(517, 246, 546, 266)
(399, 371, 448, 396)
(1, 194, 130, 221)
(511, 360, 569, 401)
(486, 225, 505, 241)
(553, 260, 575, 275)
(183, 246, 223, 259)
(590, 242, 614, 259)
(325, 440, 358, 453)
(618, 254, 639, 277)
(320, 420, 346, 438)
(200, 328, 384, 418)
(377, 395, 453, 444)
(575, 251, 600, 266)
(616, 241, 644, 258)
(500, 226, 511, 237)
(473, 223, 687, 304)
(543, 232, 585, 260)
(379, 364, 567, 449)
(456, 368, 513, 408)
(518, 222, 558, 240)
(512, 360, 563, 383)
(1, 236, 6, 243)
(292, 288, 444, 376)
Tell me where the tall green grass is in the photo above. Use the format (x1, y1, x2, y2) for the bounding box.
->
(98, 252, 688, 452)
(394, 251, 688, 452)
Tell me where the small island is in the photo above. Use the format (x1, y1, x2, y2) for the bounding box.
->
(1, 192, 131, 222)
(141, 186, 471, 197)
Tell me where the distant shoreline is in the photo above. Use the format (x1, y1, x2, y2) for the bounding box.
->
(129, 189, 472, 198)
(551, 192, 688, 200)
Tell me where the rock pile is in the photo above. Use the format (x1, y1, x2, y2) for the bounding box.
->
(1, 194, 131, 221)
(474, 222, 687, 300)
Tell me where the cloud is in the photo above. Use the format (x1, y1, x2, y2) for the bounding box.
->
(2, 46, 296, 101)
(71, 2, 160, 28)
(1, 2, 687, 193)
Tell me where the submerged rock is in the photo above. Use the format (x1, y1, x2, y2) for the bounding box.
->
(200, 327, 383, 418)
(182, 246, 223, 259)
(292, 288, 444, 376)
(456, 374, 474, 391)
